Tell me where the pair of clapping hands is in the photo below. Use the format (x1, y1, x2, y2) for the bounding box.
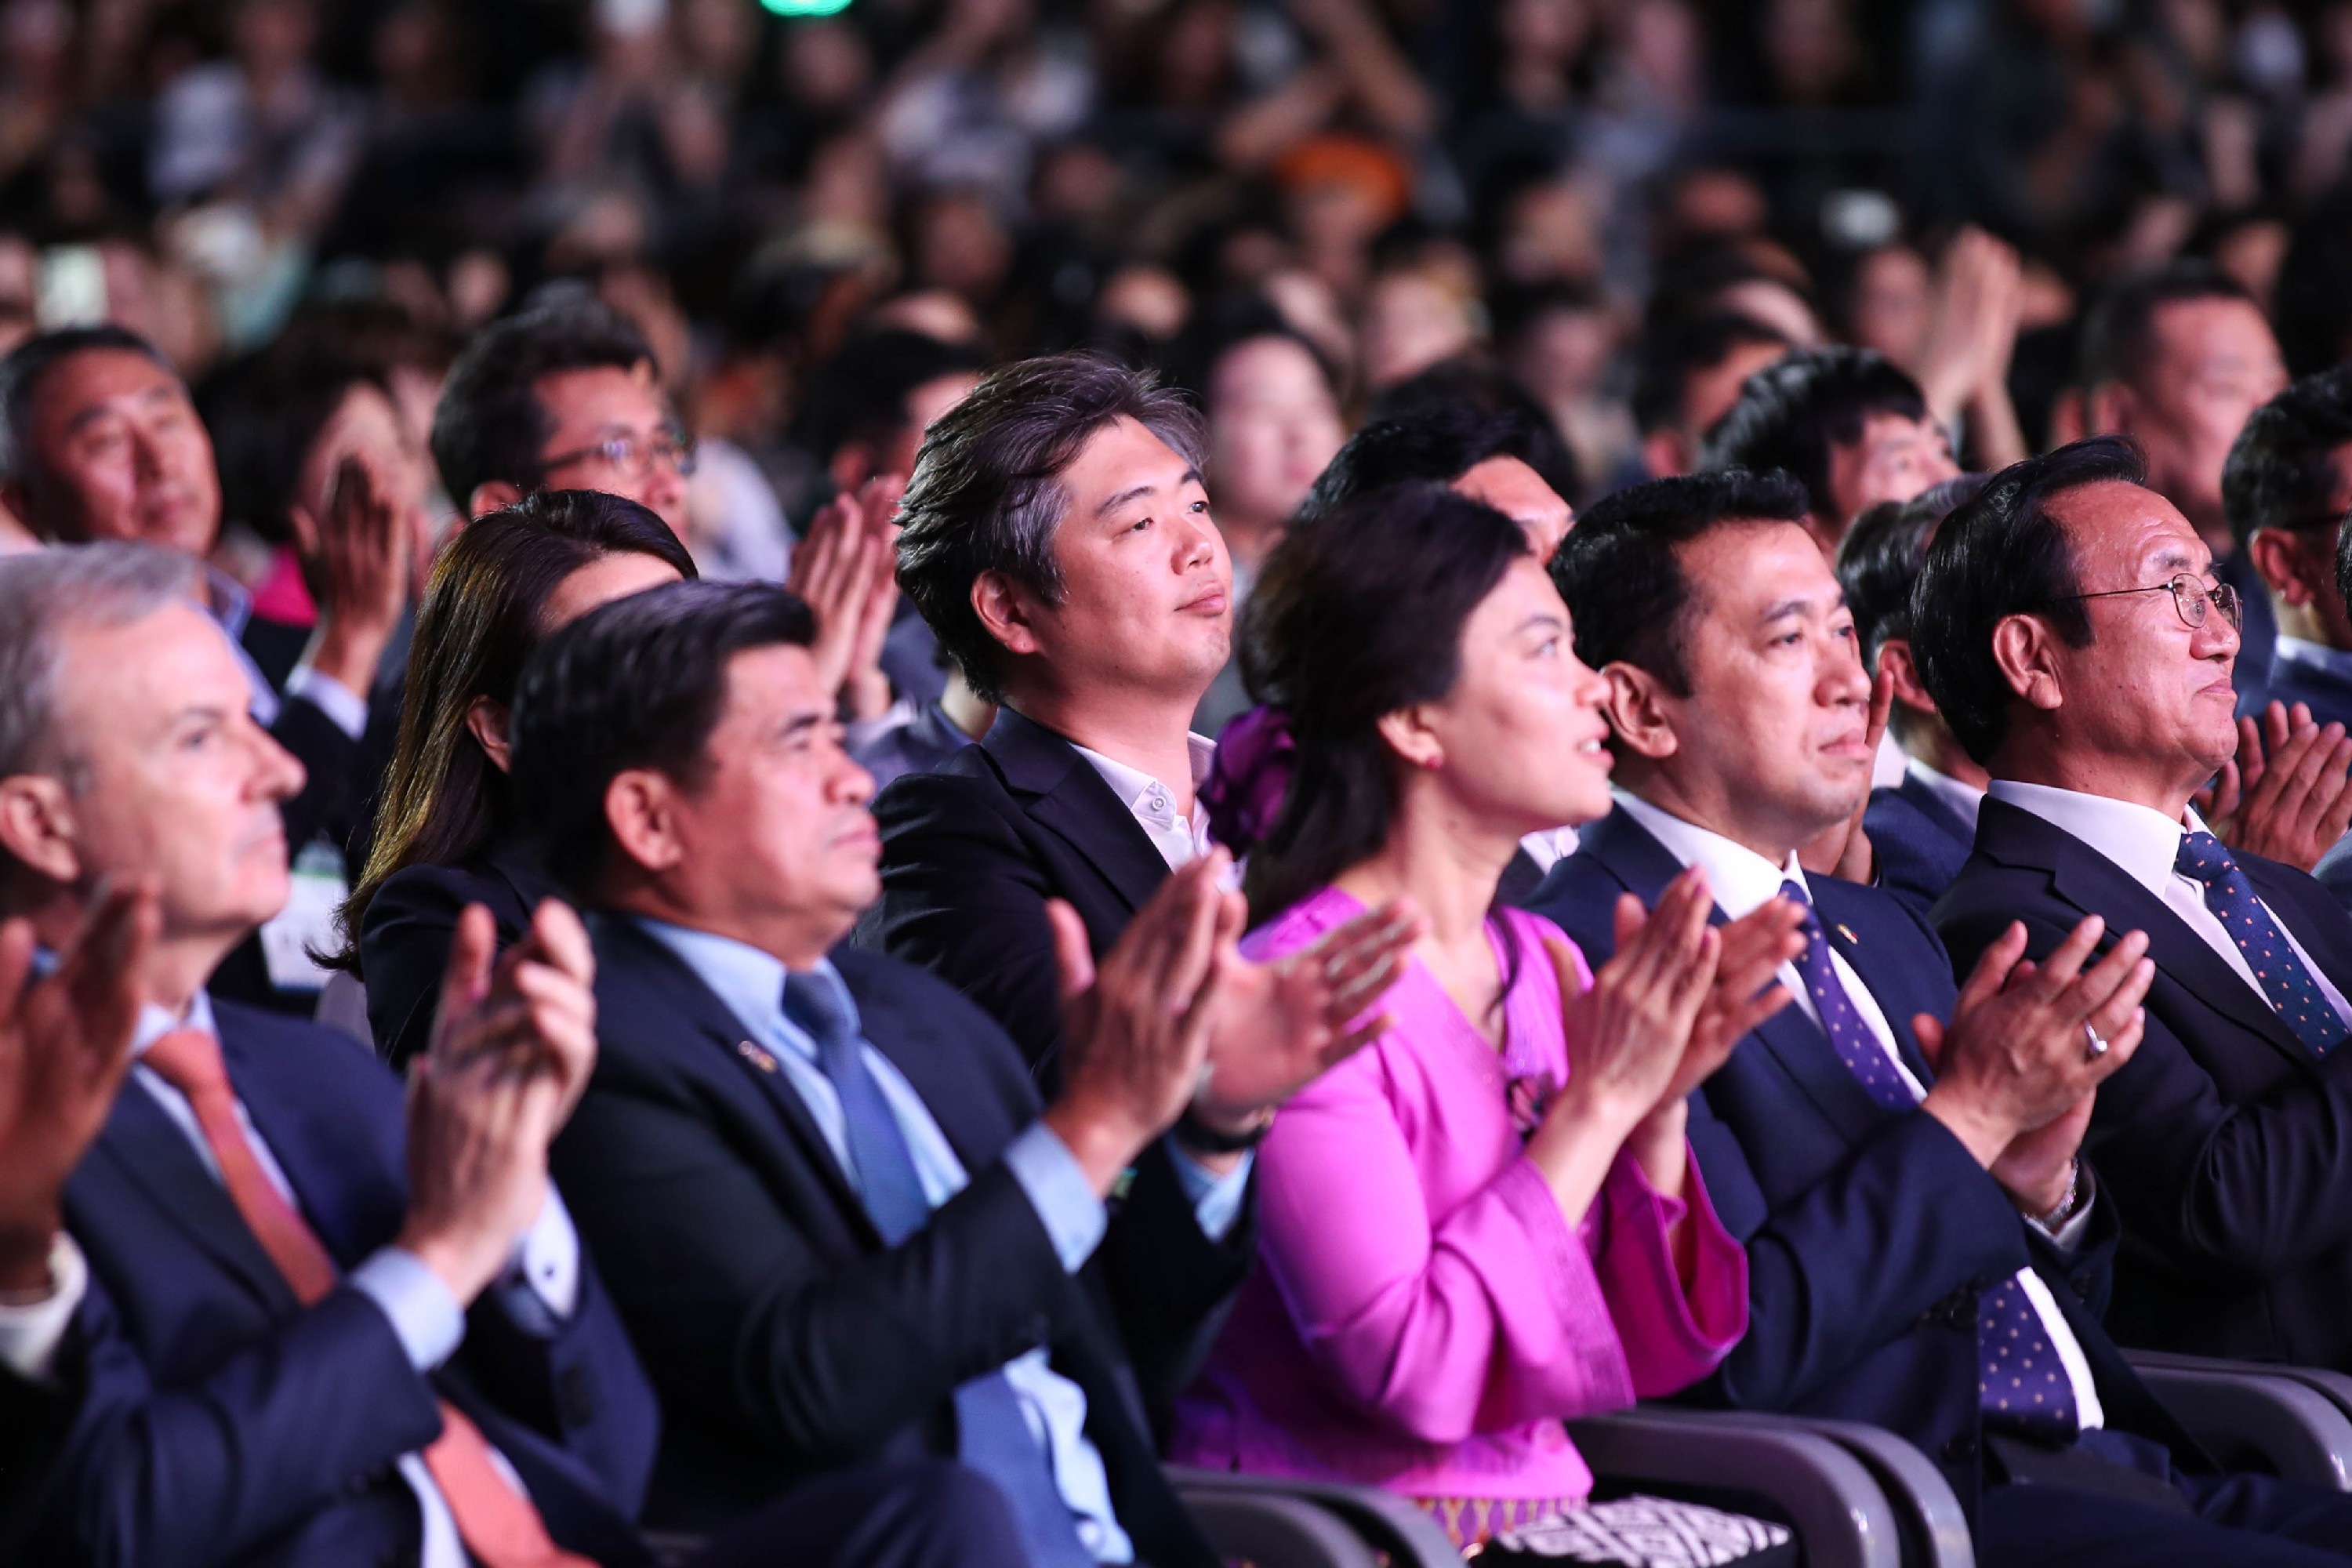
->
(0, 887, 601, 1312)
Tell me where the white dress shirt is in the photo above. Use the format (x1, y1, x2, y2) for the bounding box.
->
(1071, 735, 1218, 869)
(1906, 759, 1987, 838)
(0, 1232, 88, 1384)
(1987, 782, 2352, 1034)
(24, 992, 579, 1568)
(1613, 789, 2107, 1428)
(1517, 826, 1583, 874)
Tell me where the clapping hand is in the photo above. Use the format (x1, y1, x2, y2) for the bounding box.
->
(789, 474, 906, 721)
(2193, 701, 2352, 873)
(293, 453, 411, 696)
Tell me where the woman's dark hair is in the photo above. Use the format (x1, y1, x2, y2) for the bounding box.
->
(1240, 481, 1528, 931)
(331, 490, 695, 968)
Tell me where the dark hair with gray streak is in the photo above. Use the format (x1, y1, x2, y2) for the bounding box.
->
(894, 353, 1205, 703)
(0, 543, 202, 805)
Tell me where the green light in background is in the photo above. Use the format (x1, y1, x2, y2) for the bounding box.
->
(761, 0, 852, 13)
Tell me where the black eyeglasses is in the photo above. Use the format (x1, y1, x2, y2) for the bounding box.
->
(539, 425, 697, 480)
(2045, 572, 2242, 632)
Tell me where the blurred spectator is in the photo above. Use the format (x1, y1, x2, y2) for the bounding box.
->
(1631, 310, 1790, 480)
(2223, 366, 2352, 733)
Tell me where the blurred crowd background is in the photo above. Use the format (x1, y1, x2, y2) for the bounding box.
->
(2, 0, 2346, 586)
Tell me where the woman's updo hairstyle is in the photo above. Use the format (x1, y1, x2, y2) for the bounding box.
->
(1240, 481, 1528, 924)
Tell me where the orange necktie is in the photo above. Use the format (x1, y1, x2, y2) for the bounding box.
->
(142, 1028, 597, 1568)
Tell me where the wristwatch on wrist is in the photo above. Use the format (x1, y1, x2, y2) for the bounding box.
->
(2035, 1160, 2085, 1232)
(1172, 1107, 1275, 1155)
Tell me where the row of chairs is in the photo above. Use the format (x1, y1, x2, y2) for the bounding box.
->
(1163, 1354, 2352, 1568)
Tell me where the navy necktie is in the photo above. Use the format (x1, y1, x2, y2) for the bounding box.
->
(782, 972, 1096, 1568)
(1777, 880, 2079, 1445)
(2174, 831, 2347, 1056)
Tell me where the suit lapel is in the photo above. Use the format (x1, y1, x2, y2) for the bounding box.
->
(1978, 799, 2310, 1065)
(1818, 888, 1939, 1086)
(984, 710, 1173, 915)
(1584, 809, 1898, 1142)
(2246, 856, 2352, 1000)
(90, 1077, 299, 1313)
(222, 1026, 402, 1269)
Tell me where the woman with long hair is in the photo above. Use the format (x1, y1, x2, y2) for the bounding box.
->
(336, 488, 695, 1064)
(1171, 482, 1802, 1564)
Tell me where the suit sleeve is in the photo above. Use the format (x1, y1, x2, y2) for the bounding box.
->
(550, 1073, 1087, 1465)
(359, 869, 471, 1069)
(45, 1276, 443, 1568)
(270, 695, 363, 855)
(0, 1352, 82, 1564)
(866, 774, 1077, 1082)
(1094, 1140, 1255, 1432)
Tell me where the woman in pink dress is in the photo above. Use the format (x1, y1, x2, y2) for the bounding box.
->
(1172, 481, 1803, 1562)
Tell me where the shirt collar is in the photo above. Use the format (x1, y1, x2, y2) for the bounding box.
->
(132, 991, 217, 1058)
(204, 566, 252, 641)
(1613, 787, 1809, 918)
(2272, 634, 2352, 685)
(1984, 779, 2209, 902)
(1906, 757, 1987, 835)
(631, 916, 849, 1065)
(1069, 735, 1217, 835)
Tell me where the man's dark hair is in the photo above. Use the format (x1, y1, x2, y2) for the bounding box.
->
(430, 297, 654, 508)
(2078, 261, 2256, 393)
(1298, 399, 1565, 527)
(508, 580, 816, 895)
(2222, 365, 2352, 553)
(1630, 310, 1791, 435)
(1551, 469, 1811, 695)
(1697, 347, 1929, 524)
(0, 325, 176, 492)
(1837, 472, 1992, 668)
(793, 327, 993, 467)
(206, 339, 383, 545)
(895, 352, 1204, 704)
(1358, 361, 1581, 503)
(1911, 436, 2147, 766)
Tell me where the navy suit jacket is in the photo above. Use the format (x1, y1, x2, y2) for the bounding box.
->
(1529, 807, 2198, 1521)
(360, 838, 565, 1069)
(2259, 644, 2352, 734)
(550, 920, 1243, 1565)
(862, 707, 1181, 1085)
(1936, 797, 2352, 1371)
(1864, 772, 1975, 921)
(43, 998, 658, 1568)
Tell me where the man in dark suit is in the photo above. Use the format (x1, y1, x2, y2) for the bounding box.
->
(868, 354, 1421, 1078)
(506, 579, 1406, 1561)
(1532, 470, 2352, 1565)
(0, 546, 1023, 1568)
(1835, 477, 1991, 917)
(2222, 365, 2352, 731)
(1917, 438, 2352, 1386)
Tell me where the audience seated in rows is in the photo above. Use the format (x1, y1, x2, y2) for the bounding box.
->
(1524, 470, 2352, 1563)
(1167, 481, 1795, 1562)
(339, 490, 695, 1067)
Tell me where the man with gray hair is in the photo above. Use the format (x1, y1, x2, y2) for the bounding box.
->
(865, 352, 1410, 1122)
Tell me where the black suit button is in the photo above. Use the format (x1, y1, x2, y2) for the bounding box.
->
(557, 1365, 597, 1428)
(1944, 1297, 1976, 1330)
(2071, 1272, 2095, 1298)
(1942, 1432, 1979, 1465)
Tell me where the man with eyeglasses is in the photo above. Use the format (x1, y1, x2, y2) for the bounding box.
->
(2223, 368, 2352, 736)
(430, 296, 694, 539)
(1919, 435, 2352, 1381)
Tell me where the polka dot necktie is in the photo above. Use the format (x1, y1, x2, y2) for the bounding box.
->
(1780, 880, 2079, 1445)
(2174, 831, 2347, 1056)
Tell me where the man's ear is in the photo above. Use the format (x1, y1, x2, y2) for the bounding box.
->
(971, 570, 1044, 660)
(2085, 380, 2133, 438)
(0, 773, 80, 884)
(0, 483, 39, 542)
(603, 768, 684, 875)
(2246, 527, 2314, 607)
(464, 699, 513, 774)
(1875, 637, 1939, 717)
(466, 480, 523, 521)
(1641, 430, 1687, 480)
(1600, 662, 1680, 760)
(1989, 613, 2066, 714)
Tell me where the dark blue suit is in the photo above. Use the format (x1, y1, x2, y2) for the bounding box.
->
(551, 920, 1244, 1565)
(42, 998, 659, 1568)
(1864, 771, 1975, 920)
(360, 837, 564, 1069)
(1936, 798, 2352, 1373)
(2259, 642, 2352, 734)
(1527, 808, 2201, 1521)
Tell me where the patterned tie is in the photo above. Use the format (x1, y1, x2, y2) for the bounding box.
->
(781, 973, 1097, 1568)
(2174, 831, 2347, 1055)
(1775, 884, 2079, 1445)
(141, 1028, 597, 1568)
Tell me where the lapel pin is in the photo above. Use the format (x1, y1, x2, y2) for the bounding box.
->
(1835, 923, 1860, 946)
(738, 1040, 779, 1073)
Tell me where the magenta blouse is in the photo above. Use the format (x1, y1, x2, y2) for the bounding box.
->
(1170, 887, 1748, 1503)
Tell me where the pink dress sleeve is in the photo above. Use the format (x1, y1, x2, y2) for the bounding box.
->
(1250, 1032, 1640, 1448)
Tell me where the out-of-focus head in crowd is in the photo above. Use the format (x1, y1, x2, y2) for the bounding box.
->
(0, 326, 220, 557)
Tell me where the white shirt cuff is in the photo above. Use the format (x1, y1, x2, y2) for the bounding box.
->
(349, 1247, 466, 1370)
(845, 695, 918, 756)
(283, 664, 369, 740)
(0, 1232, 86, 1385)
(1002, 1121, 1109, 1273)
(493, 1188, 581, 1334)
(1168, 1142, 1254, 1243)
(2027, 1173, 2099, 1257)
